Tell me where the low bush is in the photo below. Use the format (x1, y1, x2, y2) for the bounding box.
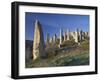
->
(61, 40, 77, 47)
(80, 40, 89, 50)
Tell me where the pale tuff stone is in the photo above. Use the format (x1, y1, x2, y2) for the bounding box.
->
(82, 32, 85, 40)
(53, 34, 57, 43)
(70, 30, 78, 43)
(74, 29, 79, 43)
(50, 37, 53, 43)
(64, 32, 67, 41)
(79, 30, 82, 41)
(67, 29, 70, 40)
(59, 29, 63, 45)
(84, 32, 88, 36)
(72, 29, 79, 43)
(33, 20, 46, 60)
(46, 33, 50, 44)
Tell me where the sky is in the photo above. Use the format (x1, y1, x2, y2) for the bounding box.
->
(25, 12, 89, 41)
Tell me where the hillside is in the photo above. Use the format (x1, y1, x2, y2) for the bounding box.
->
(25, 39, 89, 68)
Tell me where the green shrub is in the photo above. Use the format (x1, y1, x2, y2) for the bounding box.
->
(80, 40, 89, 50)
(61, 40, 77, 47)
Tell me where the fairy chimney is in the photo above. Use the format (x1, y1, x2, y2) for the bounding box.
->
(33, 20, 46, 60)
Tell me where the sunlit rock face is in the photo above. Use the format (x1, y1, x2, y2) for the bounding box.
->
(33, 20, 46, 60)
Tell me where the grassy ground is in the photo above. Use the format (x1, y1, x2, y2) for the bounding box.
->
(50, 51, 89, 66)
(25, 39, 89, 68)
(25, 45, 89, 68)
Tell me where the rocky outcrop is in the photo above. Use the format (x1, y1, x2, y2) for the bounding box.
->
(33, 20, 46, 60)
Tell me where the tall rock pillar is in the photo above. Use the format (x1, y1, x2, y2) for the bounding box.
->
(64, 32, 67, 41)
(75, 29, 79, 43)
(53, 34, 57, 43)
(67, 29, 70, 40)
(33, 20, 46, 60)
(46, 33, 50, 44)
(79, 30, 82, 42)
(59, 29, 63, 47)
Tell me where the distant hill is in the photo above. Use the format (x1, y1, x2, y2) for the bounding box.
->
(25, 40, 33, 60)
(25, 40, 33, 48)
